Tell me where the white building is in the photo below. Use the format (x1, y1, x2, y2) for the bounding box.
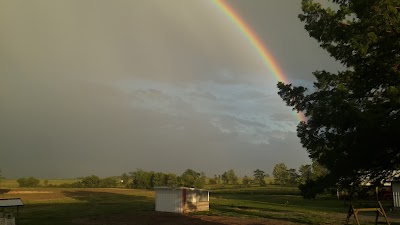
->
(392, 181, 400, 208)
(154, 187, 209, 213)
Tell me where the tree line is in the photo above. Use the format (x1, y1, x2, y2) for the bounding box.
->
(12, 163, 328, 195)
(16, 175, 119, 188)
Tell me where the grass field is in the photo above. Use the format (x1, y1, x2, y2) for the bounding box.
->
(1, 182, 399, 225)
(0, 179, 80, 188)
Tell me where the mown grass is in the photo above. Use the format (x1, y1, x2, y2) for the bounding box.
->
(201, 185, 400, 225)
(0, 184, 399, 225)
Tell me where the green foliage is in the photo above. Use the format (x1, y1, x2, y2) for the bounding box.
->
(221, 169, 239, 185)
(273, 163, 289, 184)
(57, 176, 117, 188)
(242, 175, 252, 186)
(17, 177, 40, 187)
(287, 168, 300, 185)
(120, 173, 129, 187)
(253, 169, 266, 186)
(278, 0, 400, 188)
(127, 169, 193, 189)
(81, 175, 101, 188)
(180, 169, 206, 188)
(298, 178, 327, 200)
(100, 177, 118, 188)
(299, 162, 329, 183)
(208, 175, 218, 185)
(164, 173, 179, 187)
(150, 172, 165, 187)
(130, 169, 153, 189)
(298, 165, 313, 183)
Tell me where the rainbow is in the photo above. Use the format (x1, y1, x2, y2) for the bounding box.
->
(212, 0, 305, 121)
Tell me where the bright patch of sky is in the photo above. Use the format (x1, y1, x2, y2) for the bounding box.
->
(115, 75, 298, 144)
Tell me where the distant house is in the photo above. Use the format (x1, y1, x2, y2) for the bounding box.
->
(154, 187, 209, 213)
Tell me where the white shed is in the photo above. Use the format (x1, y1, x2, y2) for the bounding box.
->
(154, 187, 209, 213)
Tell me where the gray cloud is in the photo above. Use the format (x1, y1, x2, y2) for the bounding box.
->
(0, 0, 338, 178)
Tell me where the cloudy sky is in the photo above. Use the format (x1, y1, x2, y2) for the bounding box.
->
(0, 0, 343, 178)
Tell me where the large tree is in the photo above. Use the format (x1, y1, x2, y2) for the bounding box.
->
(278, 0, 400, 187)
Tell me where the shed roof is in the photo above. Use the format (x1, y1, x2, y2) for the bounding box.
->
(154, 186, 209, 191)
(0, 198, 24, 207)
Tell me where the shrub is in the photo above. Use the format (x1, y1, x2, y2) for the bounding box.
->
(17, 177, 40, 187)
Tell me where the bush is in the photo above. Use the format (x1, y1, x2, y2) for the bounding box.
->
(17, 177, 40, 187)
(81, 175, 101, 188)
(100, 177, 118, 188)
(298, 179, 325, 199)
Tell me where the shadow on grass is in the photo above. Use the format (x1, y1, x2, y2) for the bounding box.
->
(0, 189, 11, 195)
(16, 189, 227, 225)
(74, 211, 228, 225)
(62, 190, 151, 203)
(210, 204, 319, 224)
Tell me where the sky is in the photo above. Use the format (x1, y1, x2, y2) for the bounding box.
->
(0, 0, 343, 178)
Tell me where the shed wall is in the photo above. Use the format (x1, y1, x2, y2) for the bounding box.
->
(155, 189, 183, 213)
(183, 189, 209, 213)
(393, 182, 400, 207)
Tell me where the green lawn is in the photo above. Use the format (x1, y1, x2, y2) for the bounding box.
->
(0, 184, 398, 225)
(0, 188, 154, 225)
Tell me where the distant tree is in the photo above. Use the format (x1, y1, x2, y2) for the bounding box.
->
(130, 169, 152, 189)
(221, 169, 239, 185)
(227, 169, 239, 185)
(17, 177, 40, 187)
(100, 177, 118, 188)
(208, 175, 218, 185)
(221, 172, 229, 184)
(151, 172, 166, 187)
(120, 173, 130, 187)
(311, 161, 329, 179)
(298, 164, 313, 183)
(253, 169, 267, 186)
(194, 172, 207, 188)
(297, 162, 330, 198)
(43, 179, 49, 186)
(180, 169, 206, 188)
(287, 168, 300, 185)
(81, 175, 101, 188)
(242, 175, 252, 186)
(164, 173, 179, 187)
(273, 163, 289, 184)
(298, 178, 326, 199)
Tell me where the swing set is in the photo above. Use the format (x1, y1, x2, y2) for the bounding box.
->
(345, 201, 390, 225)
